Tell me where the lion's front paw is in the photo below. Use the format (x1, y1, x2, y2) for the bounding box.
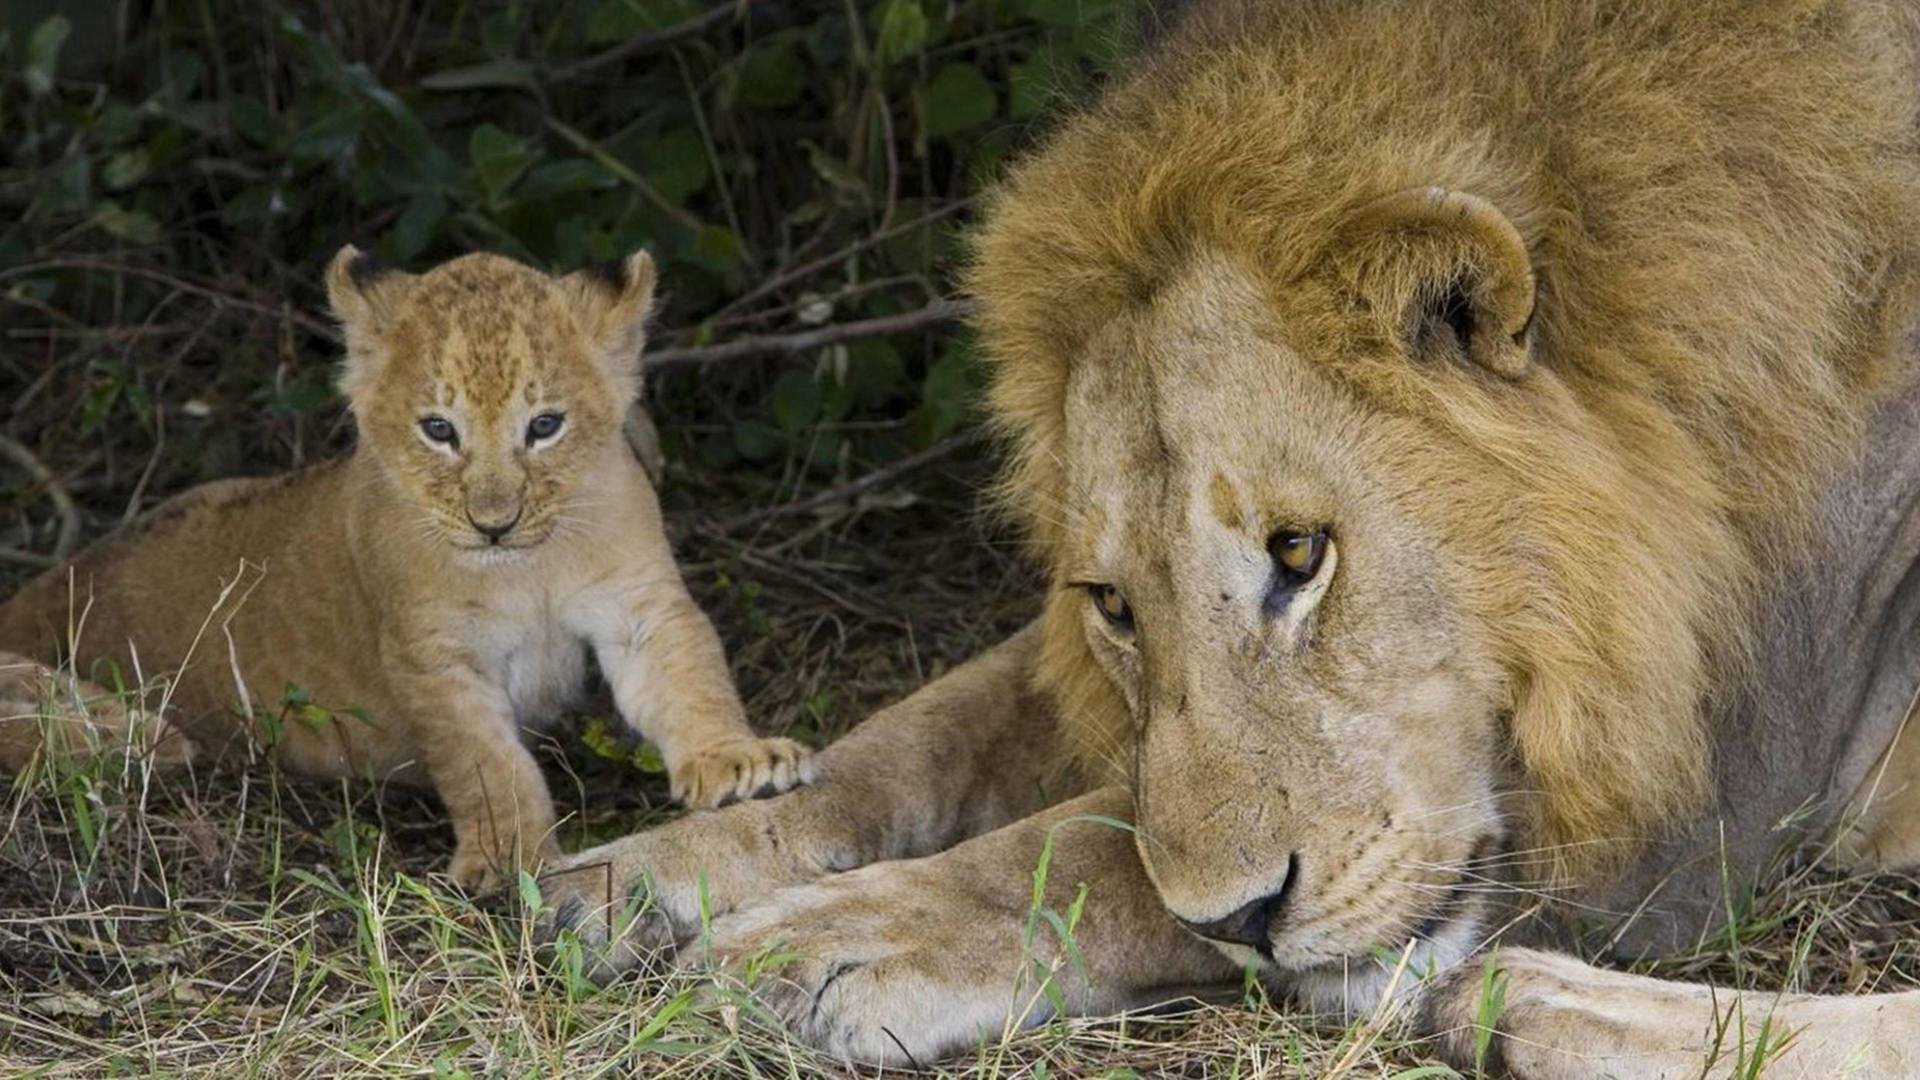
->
(690, 866, 1030, 1066)
(536, 858, 680, 981)
(671, 736, 815, 809)
(533, 798, 817, 981)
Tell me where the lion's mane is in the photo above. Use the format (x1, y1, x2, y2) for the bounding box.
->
(968, 0, 1920, 881)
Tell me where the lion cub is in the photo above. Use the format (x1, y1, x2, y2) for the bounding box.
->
(0, 247, 813, 887)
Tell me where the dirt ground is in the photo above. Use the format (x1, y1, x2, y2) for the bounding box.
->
(4, 438, 1920, 1077)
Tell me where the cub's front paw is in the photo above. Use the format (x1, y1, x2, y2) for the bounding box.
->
(690, 864, 1031, 1066)
(445, 823, 557, 892)
(671, 736, 816, 809)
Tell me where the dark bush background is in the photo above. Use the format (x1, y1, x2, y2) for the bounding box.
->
(1, 0, 1145, 586)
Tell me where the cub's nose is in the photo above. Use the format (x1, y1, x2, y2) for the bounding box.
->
(1173, 855, 1297, 949)
(467, 508, 522, 543)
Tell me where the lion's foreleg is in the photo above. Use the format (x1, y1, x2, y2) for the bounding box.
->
(693, 785, 1242, 1066)
(543, 622, 1077, 969)
(1425, 947, 1920, 1078)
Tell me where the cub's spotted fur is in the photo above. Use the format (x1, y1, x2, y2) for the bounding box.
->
(0, 247, 813, 887)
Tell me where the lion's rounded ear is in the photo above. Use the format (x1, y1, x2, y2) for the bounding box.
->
(562, 250, 659, 375)
(1334, 187, 1536, 379)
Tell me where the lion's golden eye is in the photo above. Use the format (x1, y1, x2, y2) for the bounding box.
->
(1269, 528, 1328, 586)
(1089, 584, 1134, 631)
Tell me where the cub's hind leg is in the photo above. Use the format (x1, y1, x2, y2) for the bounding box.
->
(0, 651, 194, 773)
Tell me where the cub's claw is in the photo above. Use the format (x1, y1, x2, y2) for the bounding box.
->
(671, 736, 816, 809)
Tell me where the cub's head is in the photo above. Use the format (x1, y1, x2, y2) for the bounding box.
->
(974, 181, 1737, 1011)
(325, 246, 656, 559)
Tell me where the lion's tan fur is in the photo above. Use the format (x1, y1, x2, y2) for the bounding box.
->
(969, 0, 1920, 881)
(1, 249, 812, 886)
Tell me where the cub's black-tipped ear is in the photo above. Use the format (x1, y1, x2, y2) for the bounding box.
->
(1333, 187, 1536, 379)
(562, 249, 659, 376)
(325, 244, 411, 335)
(327, 244, 418, 405)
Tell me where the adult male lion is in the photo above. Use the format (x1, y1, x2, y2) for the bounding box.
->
(548, 0, 1920, 1072)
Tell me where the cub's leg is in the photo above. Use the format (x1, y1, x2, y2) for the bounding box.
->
(389, 657, 557, 890)
(0, 651, 195, 772)
(580, 576, 812, 809)
(1424, 948, 1920, 1078)
(542, 624, 1072, 969)
(691, 785, 1240, 1066)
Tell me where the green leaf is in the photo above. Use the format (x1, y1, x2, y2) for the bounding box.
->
(229, 96, 280, 147)
(733, 420, 783, 462)
(102, 150, 150, 190)
(844, 340, 906, 407)
(43, 154, 92, 215)
(1011, 57, 1079, 120)
(92, 202, 161, 244)
(735, 43, 805, 109)
(639, 129, 711, 205)
(630, 742, 665, 774)
(924, 63, 997, 138)
(1016, 0, 1114, 29)
(420, 59, 538, 91)
(93, 104, 145, 148)
(873, 0, 928, 67)
(389, 194, 447, 261)
(690, 225, 743, 274)
(480, 11, 519, 56)
(586, 0, 699, 42)
(517, 870, 543, 912)
(518, 159, 612, 202)
(771, 371, 823, 432)
(469, 123, 539, 204)
(917, 341, 978, 442)
(289, 102, 363, 162)
(25, 15, 70, 96)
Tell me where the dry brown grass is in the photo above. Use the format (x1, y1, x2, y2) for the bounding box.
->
(3, 452, 1918, 1078)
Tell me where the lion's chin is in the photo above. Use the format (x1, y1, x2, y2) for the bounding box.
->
(1275, 911, 1486, 1020)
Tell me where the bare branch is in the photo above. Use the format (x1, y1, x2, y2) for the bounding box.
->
(0, 258, 339, 342)
(712, 428, 987, 535)
(648, 299, 974, 371)
(550, 2, 763, 84)
(0, 434, 82, 564)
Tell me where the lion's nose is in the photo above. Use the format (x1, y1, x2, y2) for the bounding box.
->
(467, 507, 522, 543)
(1174, 854, 1297, 948)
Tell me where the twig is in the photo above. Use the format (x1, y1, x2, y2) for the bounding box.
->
(0, 434, 82, 564)
(543, 117, 706, 236)
(648, 299, 974, 371)
(711, 428, 986, 534)
(550, 1, 763, 83)
(0, 258, 339, 343)
(708, 199, 976, 322)
(0, 548, 57, 569)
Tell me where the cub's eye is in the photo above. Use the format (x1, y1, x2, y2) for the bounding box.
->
(419, 416, 459, 447)
(1089, 584, 1134, 632)
(526, 411, 566, 444)
(1269, 528, 1329, 586)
